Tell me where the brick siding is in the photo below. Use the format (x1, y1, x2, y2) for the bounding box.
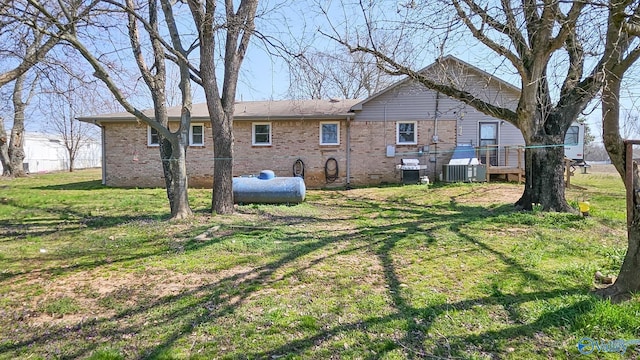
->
(102, 118, 456, 188)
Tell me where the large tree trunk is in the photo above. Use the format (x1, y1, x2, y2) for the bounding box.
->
(188, 0, 257, 215)
(8, 127, 26, 177)
(160, 137, 192, 220)
(516, 134, 574, 212)
(212, 112, 234, 215)
(595, 161, 640, 303)
(596, 69, 640, 303)
(6, 75, 28, 177)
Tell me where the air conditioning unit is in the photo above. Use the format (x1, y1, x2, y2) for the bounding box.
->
(442, 164, 486, 182)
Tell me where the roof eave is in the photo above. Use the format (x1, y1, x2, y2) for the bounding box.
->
(234, 113, 355, 121)
(77, 113, 356, 124)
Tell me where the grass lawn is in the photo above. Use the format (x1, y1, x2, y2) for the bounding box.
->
(0, 166, 639, 359)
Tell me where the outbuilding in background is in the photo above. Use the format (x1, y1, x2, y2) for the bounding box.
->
(0, 132, 101, 173)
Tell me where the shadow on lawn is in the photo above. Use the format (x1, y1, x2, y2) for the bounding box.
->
(34, 179, 106, 191)
(0, 190, 594, 359)
(0, 218, 340, 358)
(0, 197, 184, 283)
(245, 195, 592, 359)
(239, 201, 591, 359)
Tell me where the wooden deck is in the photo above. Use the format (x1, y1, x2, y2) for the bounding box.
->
(478, 145, 525, 183)
(472, 146, 584, 185)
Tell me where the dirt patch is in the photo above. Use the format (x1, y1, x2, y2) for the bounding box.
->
(446, 184, 523, 206)
(13, 265, 257, 327)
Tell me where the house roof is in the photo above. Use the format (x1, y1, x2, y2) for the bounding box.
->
(78, 99, 360, 123)
(79, 55, 521, 124)
(350, 55, 521, 111)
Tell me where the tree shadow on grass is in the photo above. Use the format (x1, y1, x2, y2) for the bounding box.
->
(0, 191, 597, 359)
(0, 196, 218, 284)
(248, 287, 591, 359)
(245, 198, 594, 359)
(0, 217, 220, 284)
(34, 179, 106, 191)
(0, 222, 351, 358)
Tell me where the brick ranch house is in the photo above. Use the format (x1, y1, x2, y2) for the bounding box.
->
(79, 56, 525, 188)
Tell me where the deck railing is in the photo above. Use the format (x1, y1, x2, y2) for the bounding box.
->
(475, 144, 525, 183)
(475, 144, 524, 168)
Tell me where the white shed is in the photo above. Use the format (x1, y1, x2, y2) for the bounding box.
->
(1, 132, 101, 173)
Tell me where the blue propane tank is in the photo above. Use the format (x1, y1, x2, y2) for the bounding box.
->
(233, 170, 306, 204)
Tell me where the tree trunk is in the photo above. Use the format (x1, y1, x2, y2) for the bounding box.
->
(7, 127, 26, 177)
(594, 161, 640, 303)
(0, 118, 10, 176)
(188, 0, 257, 215)
(516, 135, 574, 212)
(596, 66, 640, 303)
(7, 75, 28, 177)
(160, 137, 192, 220)
(68, 151, 74, 173)
(212, 112, 234, 215)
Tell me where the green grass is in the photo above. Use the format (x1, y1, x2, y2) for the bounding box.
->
(0, 168, 638, 359)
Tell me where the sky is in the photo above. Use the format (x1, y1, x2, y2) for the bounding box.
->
(226, 2, 613, 142)
(6, 0, 640, 142)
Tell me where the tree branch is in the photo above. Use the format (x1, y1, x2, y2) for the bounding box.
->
(452, 0, 525, 77)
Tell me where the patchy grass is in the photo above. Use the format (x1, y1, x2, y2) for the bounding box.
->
(0, 167, 638, 359)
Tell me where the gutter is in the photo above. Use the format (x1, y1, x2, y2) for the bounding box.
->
(346, 115, 351, 189)
(79, 114, 357, 123)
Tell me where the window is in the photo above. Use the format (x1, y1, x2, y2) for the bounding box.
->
(252, 122, 271, 146)
(320, 122, 340, 145)
(396, 121, 417, 145)
(190, 124, 204, 146)
(148, 126, 159, 146)
(565, 126, 579, 145)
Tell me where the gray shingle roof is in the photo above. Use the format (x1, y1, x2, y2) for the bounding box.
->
(78, 99, 360, 123)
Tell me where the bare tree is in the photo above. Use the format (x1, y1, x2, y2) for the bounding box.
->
(288, 47, 397, 99)
(0, 3, 70, 177)
(597, 0, 640, 302)
(0, 72, 38, 177)
(41, 78, 100, 172)
(24, 0, 197, 219)
(187, 0, 259, 215)
(0, 1, 64, 87)
(324, 0, 616, 212)
(23, 0, 263, 216)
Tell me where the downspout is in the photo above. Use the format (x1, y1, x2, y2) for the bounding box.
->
(383, 103, 388, 146)
(94, 120, 106, 185)
(433, 92, 440, 143)
(433, 92, 440, 181)
(346, 115, 351, 189)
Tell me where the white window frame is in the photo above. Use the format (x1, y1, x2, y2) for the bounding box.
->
(190, 123, 205, 146)
(396, 121, 417, 145)
(147, 126, 160, 147)
(252, 122, 272, 146)
(319, 121, 340, 145)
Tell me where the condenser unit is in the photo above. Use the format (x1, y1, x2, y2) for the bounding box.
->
(442, 164, 486, 182)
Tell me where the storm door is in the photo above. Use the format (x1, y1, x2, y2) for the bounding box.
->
(479, 122, 498, 166)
